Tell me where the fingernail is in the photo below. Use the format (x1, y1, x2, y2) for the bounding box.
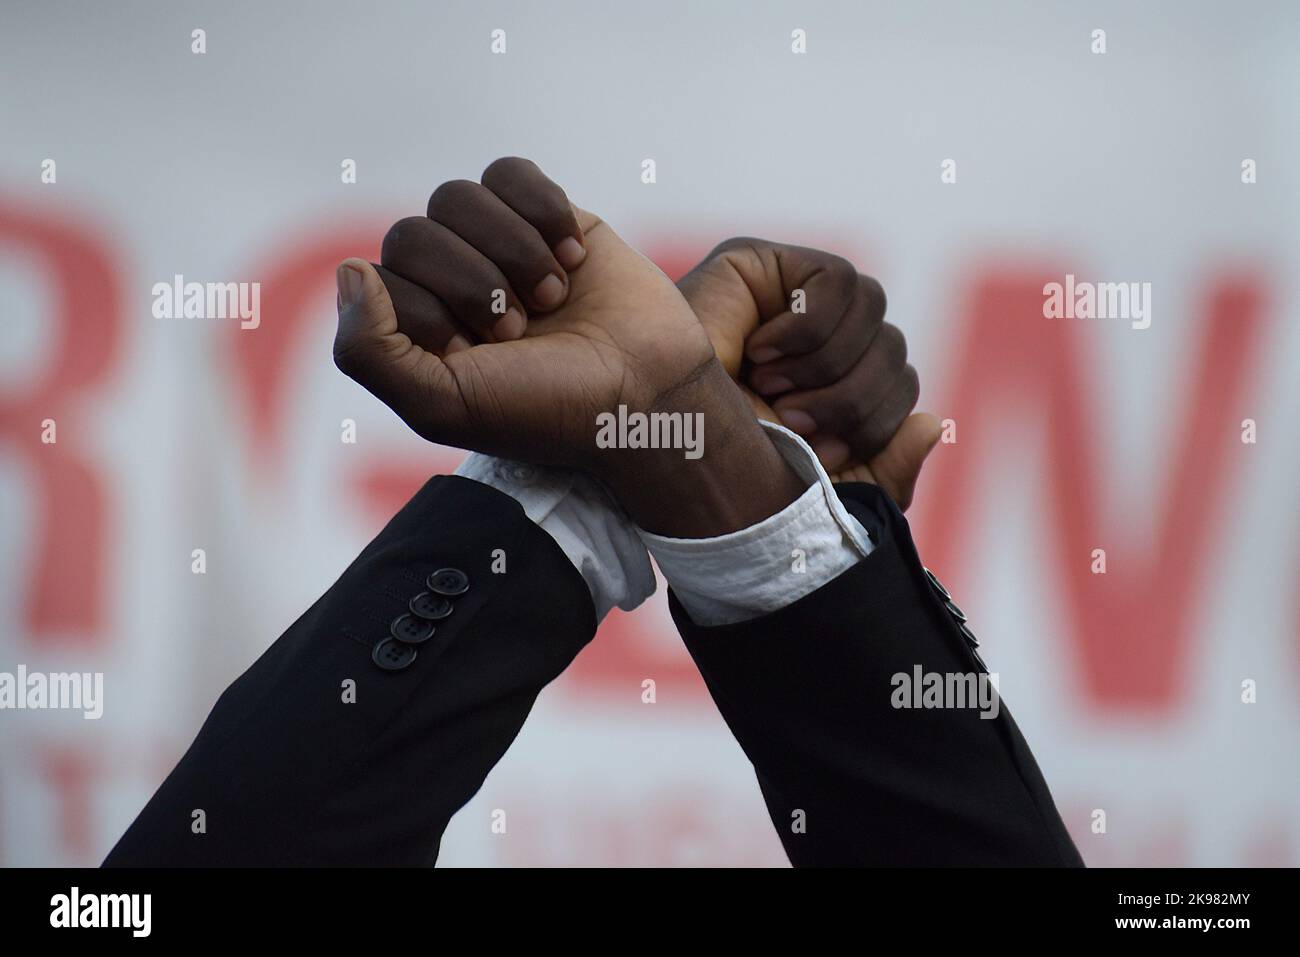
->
(554, 237, 586, 270)
(778, 408, 816, 434)
(755, 375, 794, 396)
(336, 261, 364, 307)
(749, 346, 783, 364)
(494, 307, 526, 341)
(446, 334, 472, 354)
(534, 273, 565, 309)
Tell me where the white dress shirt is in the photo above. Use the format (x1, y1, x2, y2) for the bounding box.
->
(455, 421, 873, 625)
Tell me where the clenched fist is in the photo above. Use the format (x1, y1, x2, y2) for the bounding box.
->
(333, 158, 805, 536)
(677, 238, 940, 509)
(334, 157, 714, 469)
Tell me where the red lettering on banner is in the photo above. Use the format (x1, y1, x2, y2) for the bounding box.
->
(0, 200, 119, 644)
(223, 230, 1275, 712)
(913, 269, 1266, 711)
(224, 223, 465, 518)
(38, 745, 97, 862)
(228, 223, 382, 472)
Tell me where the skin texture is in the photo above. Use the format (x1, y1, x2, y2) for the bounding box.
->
(333, 158, 805, 537)
(676, 238, 941, 508)
(334, 156, 940, 535)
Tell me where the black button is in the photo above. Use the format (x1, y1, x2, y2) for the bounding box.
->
(428, 568, 470, 596)
(410, 592, 453, 621)
(945, 599, 967, 622)
(923, 567, 950, 600)
(958, 622, 979, 648)
(390, 613, 436, 645)
(372, 637, 418, 671)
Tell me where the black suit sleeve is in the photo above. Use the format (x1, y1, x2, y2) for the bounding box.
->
(669, 481, 1084, 867)
(103, 475, 595, 867)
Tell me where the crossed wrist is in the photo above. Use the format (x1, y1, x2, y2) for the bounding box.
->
(591, 360, 808, 537)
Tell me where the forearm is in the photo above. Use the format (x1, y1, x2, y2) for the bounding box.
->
(104, 476, 595, 866)
(671, 483, 1083, 867)
(596, 359, 807, 538)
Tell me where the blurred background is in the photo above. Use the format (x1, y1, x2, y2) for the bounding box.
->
(1, 0, 1296, 866)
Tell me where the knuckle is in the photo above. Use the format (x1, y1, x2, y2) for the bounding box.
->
(701, 236, 766, 279)
(826, 252, 855, 279)
(836, 282, 883, 343)
(822, 254, 857, 298)
(427, 178, 481, 217)
(381, 216, 428, 262)
(899, 364, 921, 410)
(481, 155, 535, 187)
(881, 322, 908, 367)
(860, 274, 887, 317)
(710, 235, 760, 257)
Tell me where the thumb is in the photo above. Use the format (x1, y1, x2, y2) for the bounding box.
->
(332, 258, 463, 443)
(676, 249, 764, 380)
(866, 412, 943, 511)
(334, 258, 398, 359)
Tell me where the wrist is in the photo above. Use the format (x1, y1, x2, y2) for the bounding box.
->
(594, 360, 808, 537)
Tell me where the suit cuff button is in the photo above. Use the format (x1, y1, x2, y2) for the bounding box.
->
(428, 568, 470, 596)
(410, 592, 454, 620)
(390, 613, 436, 645)
(373, 637, 418, 671)
(923, 566, 950, 600)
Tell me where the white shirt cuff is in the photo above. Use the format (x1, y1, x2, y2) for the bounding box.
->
(637, 421, 873, 625)
(453, 454, 657, 622)
(455, 421, 873, 628)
